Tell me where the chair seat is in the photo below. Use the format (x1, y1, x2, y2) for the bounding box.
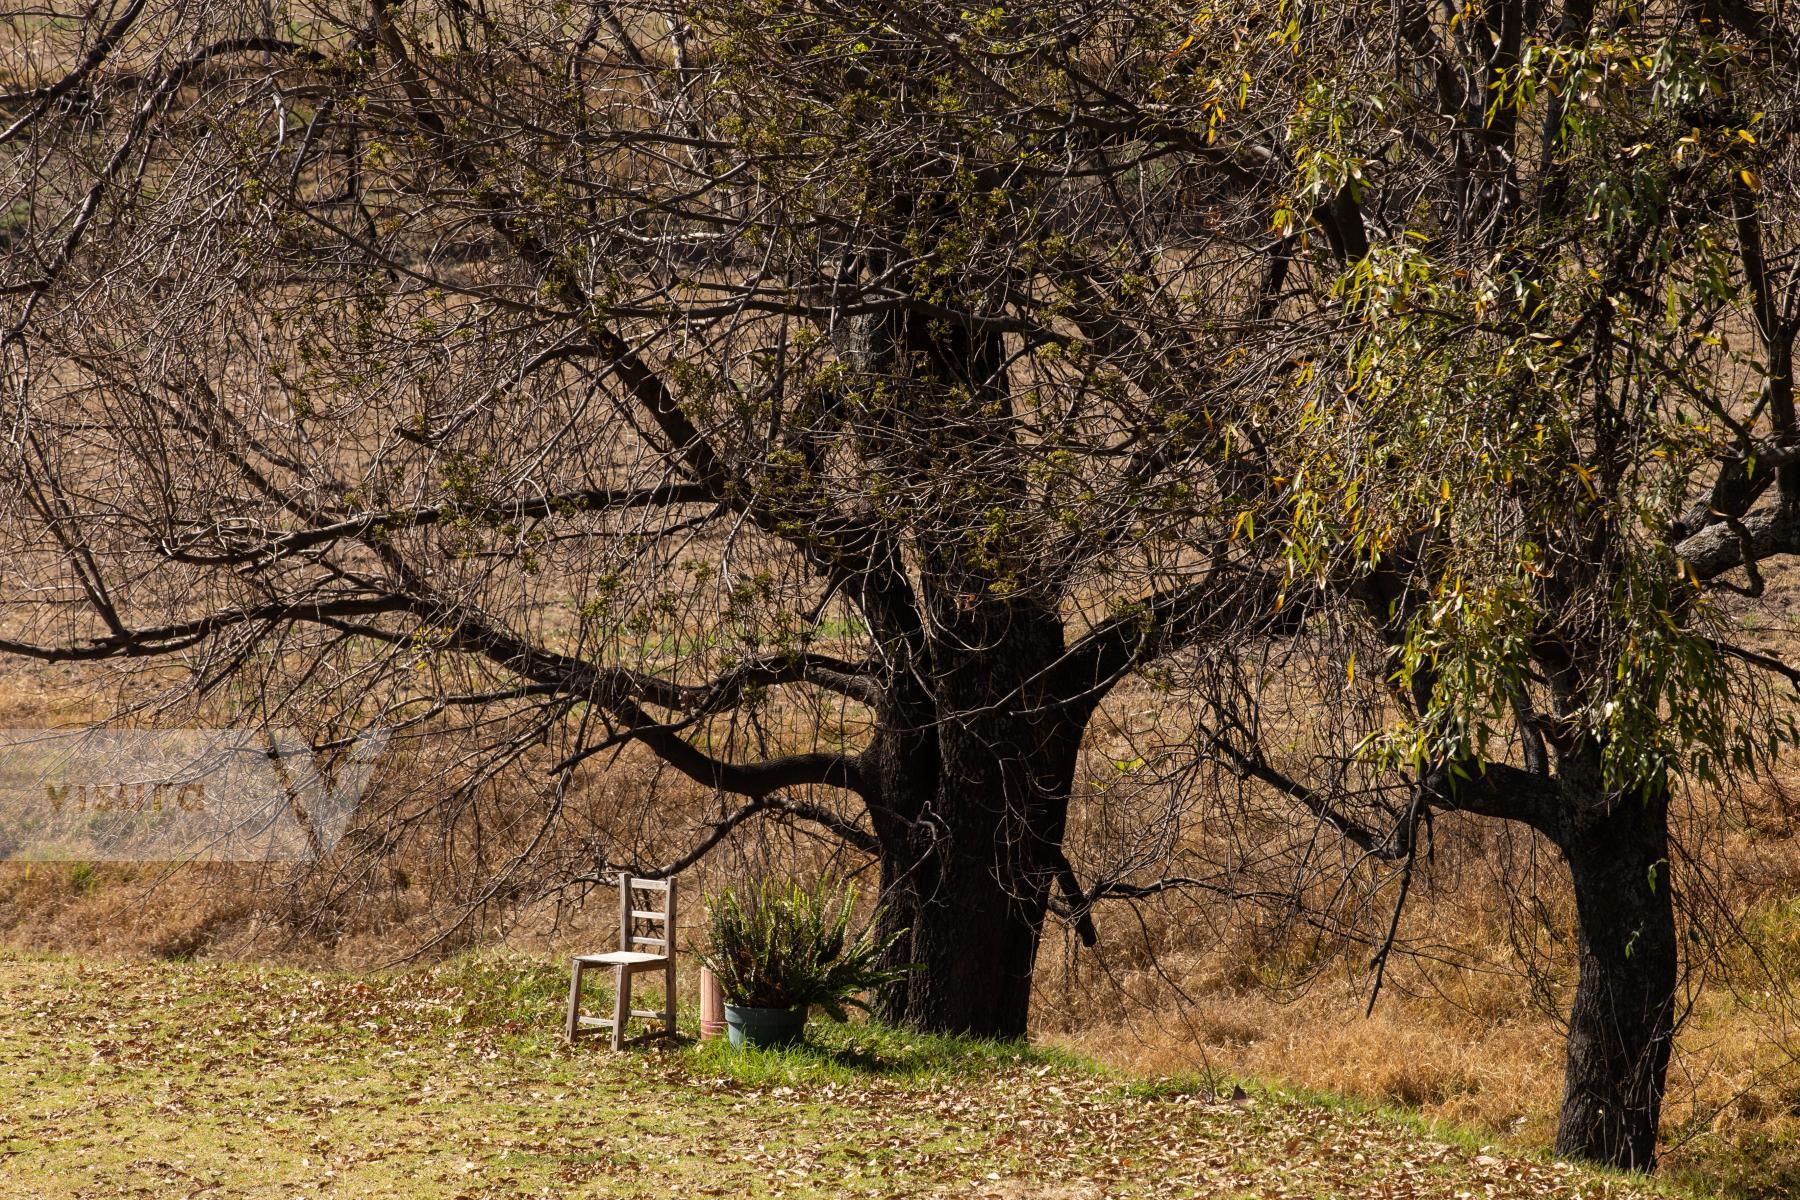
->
(576, 951, 667, 968)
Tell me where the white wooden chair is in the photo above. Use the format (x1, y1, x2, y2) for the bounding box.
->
(565, 875, 678, 1049)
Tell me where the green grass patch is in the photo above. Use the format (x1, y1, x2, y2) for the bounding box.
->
(683, 1014, 1087, 1087)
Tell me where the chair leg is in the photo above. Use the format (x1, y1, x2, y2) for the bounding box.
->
(611, 964, 630, 1052)
(565, 959, 583, 1042)
(664, 958, 677, 1041)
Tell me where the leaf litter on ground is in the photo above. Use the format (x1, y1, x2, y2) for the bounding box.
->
(0, 953, 1690, 1199)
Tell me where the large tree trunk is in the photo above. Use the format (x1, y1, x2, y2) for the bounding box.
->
(870, 773, 1060, 1036)
(837, 246, 1081, 1036)
(1553, 781, 1678, 1171)
(864, 599, 1082, 1038)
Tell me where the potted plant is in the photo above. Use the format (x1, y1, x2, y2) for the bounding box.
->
(699, 875, 906, 1048)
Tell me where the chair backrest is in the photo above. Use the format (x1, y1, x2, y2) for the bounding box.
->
(618, 876, 676, 955)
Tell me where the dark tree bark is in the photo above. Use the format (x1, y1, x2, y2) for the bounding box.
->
(1416, 717, 1684, 1169)
(866, 598, 1083, 1037)
(1553, 781, 1678, 1170)
(871, 769, 1063, 1037)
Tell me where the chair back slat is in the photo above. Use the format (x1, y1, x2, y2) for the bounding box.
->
(618, 875, 675, 954)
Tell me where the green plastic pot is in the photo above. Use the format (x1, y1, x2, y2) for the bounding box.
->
(723, 1003, 808, 1049)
